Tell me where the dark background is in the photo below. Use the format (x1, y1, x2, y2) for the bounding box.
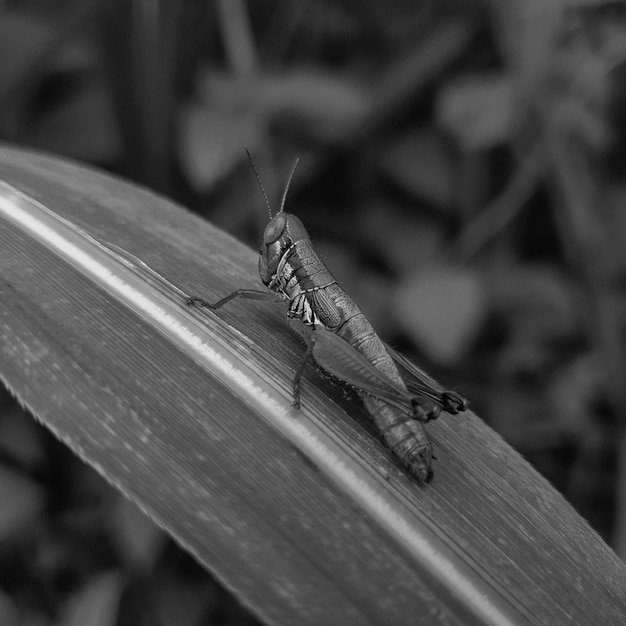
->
(1, 1, 625, 624)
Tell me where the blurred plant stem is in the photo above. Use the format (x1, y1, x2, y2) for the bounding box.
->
(99, 0, 179, 192)
(129, 0, 179, 191)
(453, 144, 546, 261)
(217, 0, 258, 75)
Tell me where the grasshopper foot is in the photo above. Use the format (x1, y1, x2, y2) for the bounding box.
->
(441, 391, 468, 414)
(186, 296, 216, 309)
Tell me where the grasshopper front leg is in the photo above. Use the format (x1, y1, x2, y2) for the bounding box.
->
(186, 289, 283, 310)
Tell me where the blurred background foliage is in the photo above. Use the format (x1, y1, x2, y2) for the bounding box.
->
(2, 0, 626, 624)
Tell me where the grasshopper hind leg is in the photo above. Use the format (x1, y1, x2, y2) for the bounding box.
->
(411, 400, 441, 423)
(410, 387, 467, 422)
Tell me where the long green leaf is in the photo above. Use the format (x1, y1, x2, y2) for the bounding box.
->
(0, 146, 624, 625)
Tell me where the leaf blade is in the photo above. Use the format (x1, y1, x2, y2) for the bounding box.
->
(0, 147, 625, 625)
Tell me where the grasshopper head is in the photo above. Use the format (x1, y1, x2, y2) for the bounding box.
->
(258, 212, 309, 285)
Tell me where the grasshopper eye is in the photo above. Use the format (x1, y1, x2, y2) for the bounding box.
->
(263, 213, 287, 244)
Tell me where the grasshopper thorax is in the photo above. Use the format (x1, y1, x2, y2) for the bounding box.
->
(259, 212, 310, 286)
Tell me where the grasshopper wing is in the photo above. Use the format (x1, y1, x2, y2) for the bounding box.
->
(384, 343, 468, 415)
(306, 327, 416, 414)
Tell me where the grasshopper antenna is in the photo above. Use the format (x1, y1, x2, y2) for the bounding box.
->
(279, 157, 300, 214)
(244, 147, 273, 219)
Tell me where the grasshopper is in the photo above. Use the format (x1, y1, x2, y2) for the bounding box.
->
(187, 154, 467, 483)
